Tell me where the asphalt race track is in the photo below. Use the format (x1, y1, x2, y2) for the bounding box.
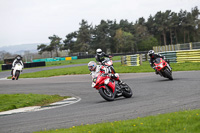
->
(0, 71, 200, 133)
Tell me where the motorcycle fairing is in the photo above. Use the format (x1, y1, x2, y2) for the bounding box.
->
(13, 63, 23, 77)
(154, 58, 167, 71)
(93, 73, 116, 93)
(107, 80, 116, 93)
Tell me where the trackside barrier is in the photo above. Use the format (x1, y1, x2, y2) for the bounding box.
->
(71, 56, 78, 60)
(121, 54, 140, 66)
(158, 49, 200, 63)
(32, 56, 78, 62)
(55, 57, 66, 61)
(176, 49, 200, 63)
(1, 62, 46, 70)
(158, 51, 177, 63)
(153, 42, 200, 53)
(65, 57, 72, 60)
(122, 49, 200, 66)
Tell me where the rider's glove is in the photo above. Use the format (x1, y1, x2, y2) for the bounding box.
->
(108, 73, 112, 77)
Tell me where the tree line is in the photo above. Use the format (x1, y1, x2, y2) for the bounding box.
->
(38, 6, 200, 56)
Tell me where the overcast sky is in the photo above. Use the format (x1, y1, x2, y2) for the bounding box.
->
(0, 0, 199, 47)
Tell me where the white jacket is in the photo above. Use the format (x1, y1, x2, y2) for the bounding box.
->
(12, 59, 24, 68)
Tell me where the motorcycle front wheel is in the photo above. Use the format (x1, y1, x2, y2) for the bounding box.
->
(99, 86, 115, 101)
(121, 83, 133, 98)
(164, 68, 173, 80)
(15, 71, 20, 80)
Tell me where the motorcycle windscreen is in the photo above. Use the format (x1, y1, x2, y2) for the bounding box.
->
(154, 58, 161, 64)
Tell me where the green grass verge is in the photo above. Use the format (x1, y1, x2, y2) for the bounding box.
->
(46, 58, 95, 67)
(16, 61, 200, 78)
(15, 65, 89, 78)
(0, 94, 69, 112)
(0, 63, 2, 72)
(35, 109, 200, 133)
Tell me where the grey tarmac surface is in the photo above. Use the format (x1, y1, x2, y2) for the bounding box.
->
(0, 71, 200, 133)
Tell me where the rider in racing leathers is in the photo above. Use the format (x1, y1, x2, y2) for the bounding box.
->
(95, 48, 112, 65)
(11, 55, 24, 75)
(148, 50, 170, 74)
(88, 61, 124, 85)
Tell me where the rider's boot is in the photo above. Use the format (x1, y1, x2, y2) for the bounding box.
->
(118, 80, 125, 85)
(110, 73, 125, 85)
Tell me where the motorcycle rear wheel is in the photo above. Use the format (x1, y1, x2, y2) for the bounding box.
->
(121, 83, 133, 98)
(99, 86, 115, 101)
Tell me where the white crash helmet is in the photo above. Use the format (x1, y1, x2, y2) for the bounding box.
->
(148, 50, 154, 56)
(88, 61, 97, 71)
(96, 48, 102, 55)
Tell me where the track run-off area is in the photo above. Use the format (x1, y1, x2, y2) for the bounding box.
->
(0, 71, 200, 133)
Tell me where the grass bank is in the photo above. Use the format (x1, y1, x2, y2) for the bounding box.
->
(0, 62, 3, 72)
(35, 109, 200, 133)
(17, 61, 200, 78)
(0, 94, 69, 112)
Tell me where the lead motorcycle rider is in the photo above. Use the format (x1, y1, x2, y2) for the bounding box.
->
(88, 61, 124, 85)
(11, 55, 24, 76)
(148, 50, 171, 74)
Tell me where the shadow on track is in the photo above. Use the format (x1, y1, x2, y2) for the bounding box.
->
(95, 97, 134, 104)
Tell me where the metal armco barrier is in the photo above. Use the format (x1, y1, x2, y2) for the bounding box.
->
(121, 54, 140, 66)
(158, 49, 200, 63)
(176, 49, 200, 63)
(158, 51, 177, 63)
(122, 49, 200, 66)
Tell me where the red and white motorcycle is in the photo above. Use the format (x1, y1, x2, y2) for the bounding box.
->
(92, 72, 133, 101)
(153, 58, 173, 80)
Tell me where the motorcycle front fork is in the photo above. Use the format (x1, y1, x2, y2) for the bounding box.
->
(167, 64, 172, 71)
(108, 66, 115, 74)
